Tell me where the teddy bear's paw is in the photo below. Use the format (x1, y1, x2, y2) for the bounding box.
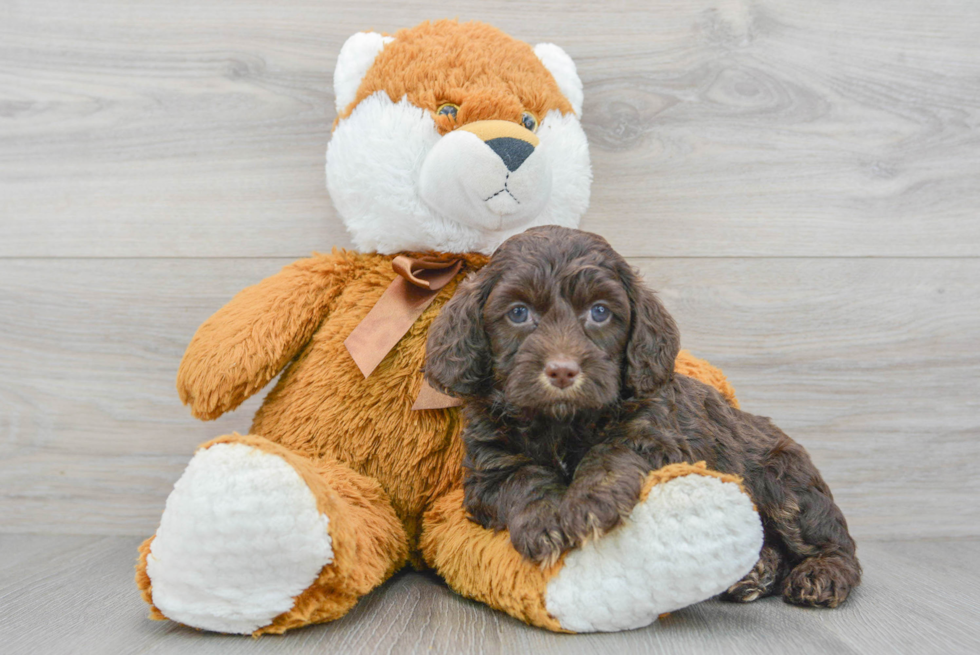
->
(543, 467, 763, 632)
(145, 443, 333, 634)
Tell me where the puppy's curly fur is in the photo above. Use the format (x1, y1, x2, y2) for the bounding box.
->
(425, 226, 861, 608)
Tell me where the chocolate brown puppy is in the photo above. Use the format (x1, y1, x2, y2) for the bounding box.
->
(425, 226, 860, 608)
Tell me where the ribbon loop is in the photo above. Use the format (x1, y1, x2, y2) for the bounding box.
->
(392, 255, 461, 291)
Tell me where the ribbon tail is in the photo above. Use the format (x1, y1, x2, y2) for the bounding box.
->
(412, 380, 463, 410)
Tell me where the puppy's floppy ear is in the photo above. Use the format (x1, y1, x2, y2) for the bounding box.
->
(425, 269, 495, 398)
(621, 267, 680, 395)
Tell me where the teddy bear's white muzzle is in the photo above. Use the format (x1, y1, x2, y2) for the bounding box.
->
(419, 129, 552, 232)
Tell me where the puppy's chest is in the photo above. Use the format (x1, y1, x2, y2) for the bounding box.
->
(517, 420, 608, 482)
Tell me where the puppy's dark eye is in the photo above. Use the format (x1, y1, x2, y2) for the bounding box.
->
(507, 304, 530, 324)
(590, 303, 611, 323)
(437, 103, 459, 120)
(521, 112, 538, 132)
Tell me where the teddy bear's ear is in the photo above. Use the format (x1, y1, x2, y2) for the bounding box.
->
(533, 43, 584, 117)
(333, 31, 394, 115)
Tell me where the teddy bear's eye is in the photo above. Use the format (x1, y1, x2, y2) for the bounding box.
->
(521, 112, 538, 132)
(437, 104, 459, 120)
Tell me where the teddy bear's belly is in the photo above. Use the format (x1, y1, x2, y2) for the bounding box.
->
(248, 275, 466, 536)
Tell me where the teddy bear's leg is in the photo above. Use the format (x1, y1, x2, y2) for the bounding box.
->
(420, 463, 763, 633)
(136, 433, 408, 635)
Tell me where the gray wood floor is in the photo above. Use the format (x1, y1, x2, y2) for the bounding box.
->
(1, 534, 978, 655)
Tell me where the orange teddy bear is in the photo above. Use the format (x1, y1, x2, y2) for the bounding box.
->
(136, 20, 762, 635)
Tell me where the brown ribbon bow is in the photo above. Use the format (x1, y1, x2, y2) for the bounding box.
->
(344, 255, 463, 411)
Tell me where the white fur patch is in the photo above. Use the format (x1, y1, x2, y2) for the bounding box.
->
(327, 93, 591, 255)
(534, 43, 584, 116)
(532, 109, 592, 235)
(146, 443, 333, 634)
(544, 474, 763, 632)
(333, 32, 394, 115)
(419, 129, 552, 232)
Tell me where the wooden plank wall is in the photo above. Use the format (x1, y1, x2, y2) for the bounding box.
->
(1, 0, 978, 540)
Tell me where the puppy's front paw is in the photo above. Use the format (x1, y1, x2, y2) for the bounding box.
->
(558, 495, 624, 548)
(782, 555, 859, 608)
(509, 507, 568, 567)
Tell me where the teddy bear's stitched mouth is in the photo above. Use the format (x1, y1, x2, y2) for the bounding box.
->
(483, 173, 521, 205)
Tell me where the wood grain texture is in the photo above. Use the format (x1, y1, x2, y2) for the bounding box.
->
(1, 534, 978, 654)
(1, 0, 979, 257)
(1, 257, 976, 538)
(2, 1, 977, 648)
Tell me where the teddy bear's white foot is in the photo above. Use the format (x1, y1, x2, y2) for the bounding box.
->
(543, 468, 763, 632)
(145, 443, 334, 634)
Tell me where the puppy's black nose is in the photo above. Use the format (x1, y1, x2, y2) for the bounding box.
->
(544, 359, 580, 389)
(486, 137, 535, 172)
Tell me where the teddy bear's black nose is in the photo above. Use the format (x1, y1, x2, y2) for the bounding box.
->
(485, 137, 535, 172)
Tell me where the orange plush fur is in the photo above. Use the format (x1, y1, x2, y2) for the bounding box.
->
(336, 20, 574, 133)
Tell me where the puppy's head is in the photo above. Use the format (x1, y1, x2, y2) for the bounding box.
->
(425, 226, 680, 416)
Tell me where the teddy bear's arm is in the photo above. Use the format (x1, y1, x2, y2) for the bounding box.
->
(176, 252, 356, 420)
